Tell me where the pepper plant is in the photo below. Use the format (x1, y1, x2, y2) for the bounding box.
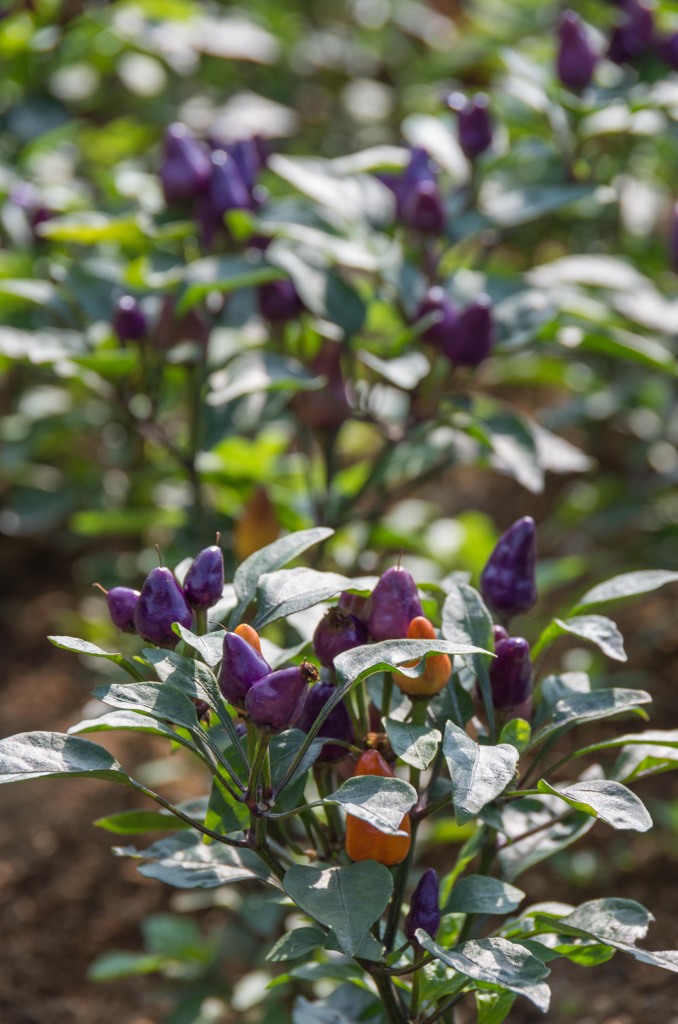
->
(3, 523, 678, 1022)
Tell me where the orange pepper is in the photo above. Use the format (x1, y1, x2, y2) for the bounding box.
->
(234, 489, 279, 562)
(345, 750, 411, 866)
(393, 616, 452, 698)
(234, 622, 263, 654)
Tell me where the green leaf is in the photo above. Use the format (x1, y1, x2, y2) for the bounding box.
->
(324, 775, 417, 835)
(494, 797, 595, 881)
(94, 809, 191, 835)
(178, 255, 279, 314)
(417, 934, 551, 1011)
(473, 410, 543, 494)
(252, 567, 372, 629)
(142, 649, 224, 713)
(552, 615, 627, 662)
(92, 682, 199, 732)
(475, 990, 517, 1024)
(447, 876, 525, 916)
(172, 625, 226, 668)
(499, 719, 531, 752)
(231, 527, 334, 622)
(38, 212, 149, 246)
(0, 731, 134, 786)
(121, 831, 276, 888)
(443, 723, 519, 824)
(48, 635, 139, 676)
(204, 775, 250, 836)
(573, 570, 678, 612)
(284, 862, 393, 959)
(88, 952, 165, 982)
(334, 638, 489, 690)
(482, 184, 597, 228)
(68, 710, 180, 742)
(384, 718, 442, 770)
(528, 688, 651, 750)
(266, 926, 327, 962)
(207, 350, 321, 407)
(537, 779, 652, 832)
(268, 154, 394, 224)
(441, 583, 495, 737)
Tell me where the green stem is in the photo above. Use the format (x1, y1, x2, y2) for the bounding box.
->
(195, 608, 207, 637)
(354, 680, 369, 743)
(410, 970, 422, 1018)
(129, 780, 248, 848)
(247, 731, 272, 804)
(382, 675, 394, 720)
(314, 765, 343, 849)
(369, 969, 408, 1024)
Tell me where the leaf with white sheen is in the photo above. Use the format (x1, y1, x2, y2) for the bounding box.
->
(417, 934, 551, 1012)
(447, 876, 525, 916)
(537, 779, 652, 832)
(384, 718, 442, 770)
(49, 635, 140, 675)
(143, 649, 224, 713)
(324, 776, 417, 835)
(442, 583, 495, 737)
(553, 615, 626, 662)
(494, 797, 594, 881)
(232, 528, 334, 620)
(95, 809, 191, 834)
(476, 990, 516, 1024)
(172, 625, 225, 668)
(253, 567, 374, 629)
(335, 638, 488, 690)
(69, 710, 181, 742)
(266, 926, 327, 962)
(284, 862, 393, 959)
(528, 689, 651, 750)
(0, 732, 133, 786)
(443, 723, 519, 824)
(93, 682, 199, 732)
(574, 570, 678, 612)
(120, 831, 275, 888)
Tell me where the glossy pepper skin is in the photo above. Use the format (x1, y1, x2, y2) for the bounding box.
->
(443, 295, 494, 367)
(393, 616, 452, 697)
(113, 296, 147, 342)
(258, 279, 303, 322)
(608, 0, 653, 64)
(489, 636, 533, 719)
(295, 681, 355, 762)
(160, 123, 211, 204)
(106, 586, 140, 633)
(404, 869, 441, 943)
(134, 567, 193, 647)
(219, 632, 271, 710)
(417, 287, 459, 348)
(183, 545, 224, 610)
(556, 11, 597, 92)
(367, 566, 424, 641)
(338, 590, 371, 621)
(492, 623, 510, 645)
(245, 662, 318, 731)
(313, 608, 369, 667)
(449, 93, 493, 160)
(345, 750, 412, 866)
(480, 516, 538, 618)
(393, 148, 445, 234)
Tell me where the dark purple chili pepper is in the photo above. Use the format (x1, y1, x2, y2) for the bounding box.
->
(219, 632, 271, 710)
(608, 0, 654, 64)
(245, 662, 319, 732)
(160, 123, 211, 204)
(449, 92, 493, 160)
(556, 11, 598, 92)
(405, 869, 441, 942)
(295, 681, 355, 762)
(226, 137, 266, 192)
(313, 608, 369, 667)
(658, 33, 678, 71)
(400, 179, 446, 234)
(480, 516, 538, 618)
(492, 624, 509, 645)
(366, 566, 424, 641)
(489, 636, 533, 713)
(134, 567, 193, 647)
(258, 279, 303, 322)
(442, 295, 494, 367)
(183, 545, 224, 610)
(113, 295, 147, 342)
(207, 150, 253, 217)
(99, 585, 140, 634)
(417, 287, 459, 348)
(338, 590, 371, 621)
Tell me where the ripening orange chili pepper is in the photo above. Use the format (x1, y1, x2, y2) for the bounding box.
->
(392, 616, 452, 697)
(345, 750, 411, 866)
(234, 622, 263, 654)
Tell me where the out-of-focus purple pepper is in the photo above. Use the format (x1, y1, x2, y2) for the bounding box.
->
(194, 699, 211, 722)
(557, 11, 598, 91)
(492, 624, 509, 645)
(207, 150, 253, 218)
(449, 93, 493, 160)
(245, 662, 318, 731)
(405, 869, 441, 942)
(608, 0, 654, 64)
(313, 608, 369, 667)
(134, 567, 192, 647)
(480, 516, 538, 618)
(226, 137, 266, 192)
(417, 287, 459, 348)
(658, 33, 678, 71)
(11, 183, 53, 238)
(102, 586, 140, 633)
(366, 566, 424, 641)
(400, 179, 446, 234)
(183, 545, 224, 610)
(113, 295, 147, 342)
(442, 295, 494, 367)
(295, 681, 355, 762)
(258, 279, 303, 323)
(219, 632, 271, 710)
(489, 636, 533, 713)
(160, 123, 212, 204)
(338, 590, 371, 621)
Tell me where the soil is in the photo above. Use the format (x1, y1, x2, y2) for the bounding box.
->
(2, 536, 678, 1024)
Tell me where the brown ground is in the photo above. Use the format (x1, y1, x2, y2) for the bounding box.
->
(2, 537, 678, 1023)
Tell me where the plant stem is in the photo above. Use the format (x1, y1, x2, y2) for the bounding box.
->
(369, 968, 408, 1024)
(410, 969, 421, 1018)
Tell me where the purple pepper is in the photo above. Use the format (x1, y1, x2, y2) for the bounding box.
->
(442, 295, 494, 367)
(557, 11, 598, 92)
(183, 545, 225, 610)
(492, 624, 509, 645)
(313, 608, 369, 667)
(366, 566, 424, 641)
(417, 287, 459, 347)
(105, 586, 140, 633)
(134, 567, 193, 647)
(480, 516, 538, 618)
(658, 33, 678, 71)
(113, 296, 147, 342)
(608, 0, 654, 64)
(400, 179, 446, 234)
(207, 150, 253, 217)
(489, 636, 533, 713)
(338, 590, 371, 621)
(405, 869, 441, 943)
(245, 662, 318, 731)
(160, 123, 212, 205)
(295, 681, 355, 762)
(226, 137, 266, 193)
(258, 279, 303, 323)
(219, 632, 271, 710)
(449, 93, 493, 160)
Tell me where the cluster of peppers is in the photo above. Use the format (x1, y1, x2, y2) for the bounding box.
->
(99, 514, 538, 943)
